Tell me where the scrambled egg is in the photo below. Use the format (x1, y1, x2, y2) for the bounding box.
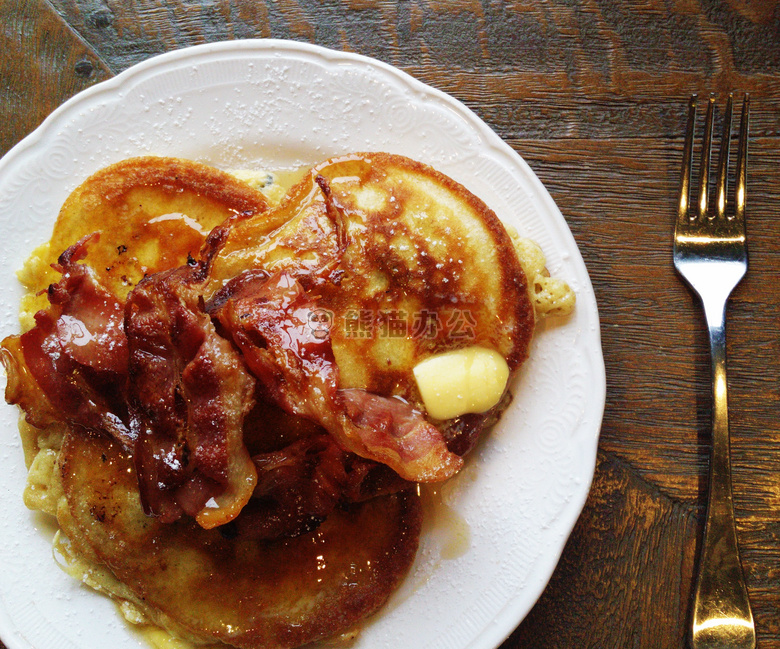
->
(506, 226, 576, 319)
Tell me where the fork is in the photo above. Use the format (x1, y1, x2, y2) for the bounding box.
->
(674, 93, 754, 649)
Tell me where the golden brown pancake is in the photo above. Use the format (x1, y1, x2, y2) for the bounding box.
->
(208, 152, 535, 454)
(7, 155, 425, 648)
(19, 156, 270, 324)
(7, 152, 540, 648)
(56, 430, 421, 649)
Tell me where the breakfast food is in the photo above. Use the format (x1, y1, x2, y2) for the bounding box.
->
(2, 153, 573, 648)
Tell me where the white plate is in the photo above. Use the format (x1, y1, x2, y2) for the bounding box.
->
(0, 40, 605, 649)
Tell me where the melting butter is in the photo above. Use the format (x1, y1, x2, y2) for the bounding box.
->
(412, 346, 509, 420)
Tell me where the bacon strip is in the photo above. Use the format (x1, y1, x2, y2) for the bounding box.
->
(208, 270, 463, 483)
(240, 434, 351, 539)
(2, 235, 131, 444)
(340, 389, 464, 482)
(232, 433, 410, 539)
(1, 335, 62, 431)
(124, 262, 257, 528)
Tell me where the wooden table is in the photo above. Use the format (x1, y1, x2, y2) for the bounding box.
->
(2, 1, 779, 648)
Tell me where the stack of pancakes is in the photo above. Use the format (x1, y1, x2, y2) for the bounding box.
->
(6, 152, 545, 649)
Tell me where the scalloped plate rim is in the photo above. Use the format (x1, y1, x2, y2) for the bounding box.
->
(0, 39, 605, 649)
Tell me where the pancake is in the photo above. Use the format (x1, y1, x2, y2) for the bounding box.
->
(4, 155, 426, 648)
(17, 156, 270, 330)
(55, 429, 421, 649)
(208, 152, 536, 455)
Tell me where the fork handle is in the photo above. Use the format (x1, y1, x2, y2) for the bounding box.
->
(691, 297, 755, 649)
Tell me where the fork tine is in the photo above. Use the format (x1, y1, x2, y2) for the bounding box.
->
(734, 94, 750, 223)
(697, 94, 715, 219)
(679, 95, 697, 222)
(715, 93, 734, 219)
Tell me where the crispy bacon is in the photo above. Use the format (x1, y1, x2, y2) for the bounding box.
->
(237, 434, 350, 539)
(0, 335, 61, 430)
(208, 270, 463, 483)
(208, 270, 336, 418)
(124, 261, 257, 528)
(340, 389, 463, 481)
(4, 186, 463, 537)
(1, 235, 131, 444)
(226, 433, 409, 539)
(314, 174, 350, 281)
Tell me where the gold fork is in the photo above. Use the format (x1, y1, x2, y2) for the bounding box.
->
(674, 93, 754, 649)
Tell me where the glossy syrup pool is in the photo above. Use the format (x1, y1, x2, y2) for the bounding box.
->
(381, 481, 472, 626)
(420, 483, 471, 562)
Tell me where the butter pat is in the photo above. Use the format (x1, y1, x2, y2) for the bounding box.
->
(413, 346, 509, 420)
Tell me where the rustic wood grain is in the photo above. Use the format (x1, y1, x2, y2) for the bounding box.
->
(517, 134, 780, 503)
(0, 0, 112, 156)
(46, 0, 780, 139)
(518, 131, 780, 646)
(508, 451, 699, 649)
(2, 1, 780, 648)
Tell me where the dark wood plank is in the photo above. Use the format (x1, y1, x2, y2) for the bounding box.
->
(504, 451, 699, 649)
(509, 454, 780, 648)
(0, 0, 113, 156)
(47, 0, 780, 139)
(516, 134, 780, 508)
(513, 133, 780, 647)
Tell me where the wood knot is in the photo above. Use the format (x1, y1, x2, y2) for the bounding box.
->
(75, 59, 94, 77)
